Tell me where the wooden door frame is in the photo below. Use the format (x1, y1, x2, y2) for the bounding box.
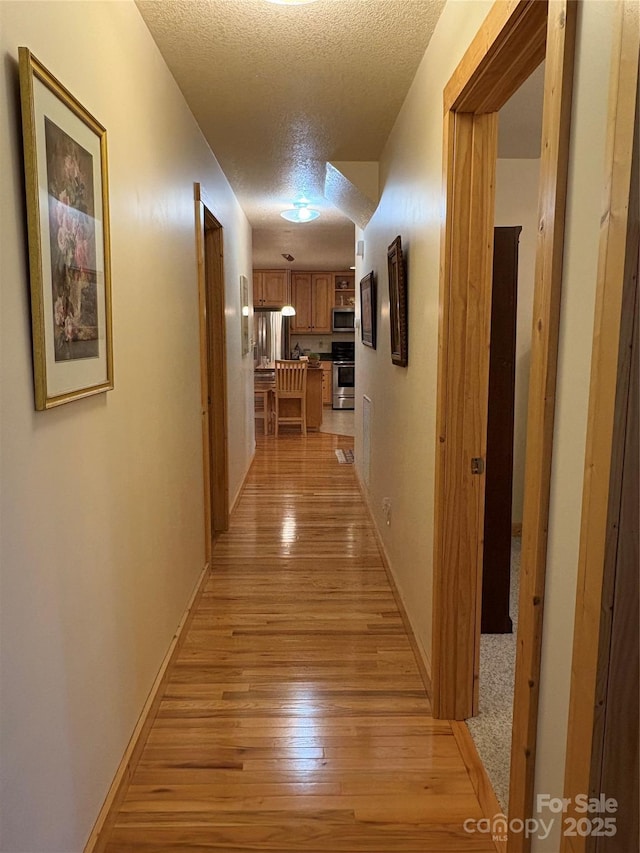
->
(431, 0, 576, 846)
(194, 183, 229, 561)
(561, 6, 639, 851)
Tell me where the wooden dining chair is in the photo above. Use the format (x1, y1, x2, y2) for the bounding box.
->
(274, 360, 308, 436)
(254, 380, 274, 435)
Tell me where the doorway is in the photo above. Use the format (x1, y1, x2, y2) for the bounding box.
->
(194, 184, 229, 561)
(469, 63, 545, 811)
(468, 225, 524, 811)
(431, 0, 577, 846)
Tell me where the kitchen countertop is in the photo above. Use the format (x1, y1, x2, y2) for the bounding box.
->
(254, 363, 323, 378)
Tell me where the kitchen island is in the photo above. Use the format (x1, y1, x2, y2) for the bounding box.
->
(254, 364, 323, 433)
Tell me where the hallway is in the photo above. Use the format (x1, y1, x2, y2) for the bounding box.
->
(101, 432, 496, 851)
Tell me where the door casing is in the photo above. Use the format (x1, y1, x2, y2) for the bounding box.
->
(194, 183, 229, 561)
(431, 1, 577, 848)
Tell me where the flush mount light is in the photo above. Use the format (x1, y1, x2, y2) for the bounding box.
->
(280, 201, 320, 223)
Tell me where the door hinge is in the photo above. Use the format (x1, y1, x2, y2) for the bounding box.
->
(471, 457, 485, 475)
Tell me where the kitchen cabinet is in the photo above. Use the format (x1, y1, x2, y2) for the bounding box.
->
(306, 368, 324, 429)
(290, 273, 332, 334)
(267, 367, 323, 430)
(333, 272, 356, 307)
(320, 361, 332, 405)
(290, 274, 312, 331)
(253, 270, 289, 308)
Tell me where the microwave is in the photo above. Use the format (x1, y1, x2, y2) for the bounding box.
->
(332, 307, 355, 332)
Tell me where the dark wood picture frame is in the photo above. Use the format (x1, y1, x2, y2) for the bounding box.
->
(387, 236, 407, 366)
(360, 271, 376, 349)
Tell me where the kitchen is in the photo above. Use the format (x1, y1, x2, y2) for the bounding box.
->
(253, 268, 356, 434)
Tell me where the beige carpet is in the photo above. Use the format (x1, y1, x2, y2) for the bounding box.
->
(466, 537, 521, 812)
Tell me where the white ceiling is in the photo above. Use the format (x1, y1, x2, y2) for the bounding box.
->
(136, 0, 445, 268)
(136, 0, 543, 270)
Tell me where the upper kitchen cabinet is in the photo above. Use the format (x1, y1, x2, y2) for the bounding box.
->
(290, 273, 332, 334)
(253, 270, 289, 308)
(333, 272, 356, 307)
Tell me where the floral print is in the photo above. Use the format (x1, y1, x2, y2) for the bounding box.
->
(45, 117, 99, 361)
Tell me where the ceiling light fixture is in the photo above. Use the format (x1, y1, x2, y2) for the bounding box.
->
(280, 200, 320, 223)
(281, 304, 296, 316)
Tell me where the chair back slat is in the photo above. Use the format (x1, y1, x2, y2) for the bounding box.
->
(274, 360, 307, 436)
(275, 360, 307, 393)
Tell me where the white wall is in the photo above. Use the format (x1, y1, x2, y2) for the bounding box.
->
(354, 0, 495, 667)
(494, 158, 541, 525)
(532, 2, 616, 849)
(0, 2, 254, 850)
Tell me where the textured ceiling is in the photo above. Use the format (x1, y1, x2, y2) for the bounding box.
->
(136, 0, 543, 270)
(136, 0, 446, 268)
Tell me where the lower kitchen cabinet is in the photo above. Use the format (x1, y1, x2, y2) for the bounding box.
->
(275, 368, 323, 430)
(320, 361, 332, 405)
(306, 368, 323, 429)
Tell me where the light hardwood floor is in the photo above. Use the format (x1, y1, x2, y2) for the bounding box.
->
(101, 432, 497, 851)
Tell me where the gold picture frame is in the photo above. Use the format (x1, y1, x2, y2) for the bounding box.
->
(19, 47, 113, 410)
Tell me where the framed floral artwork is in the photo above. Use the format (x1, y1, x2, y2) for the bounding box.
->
(19, 47, 113, 410)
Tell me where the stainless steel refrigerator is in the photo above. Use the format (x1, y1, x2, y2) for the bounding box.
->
(253, 310, 289, 368)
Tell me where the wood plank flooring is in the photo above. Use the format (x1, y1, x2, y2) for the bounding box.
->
(102, 432, 497, 852)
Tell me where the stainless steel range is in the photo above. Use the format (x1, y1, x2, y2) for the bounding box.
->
(331, 342, 355, 410)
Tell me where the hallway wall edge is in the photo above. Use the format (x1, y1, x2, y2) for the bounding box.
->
(354, 468, 433, 698)
(83, 559, 211, 853)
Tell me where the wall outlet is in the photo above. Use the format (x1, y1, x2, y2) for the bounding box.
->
(382, 497, 391, 526)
